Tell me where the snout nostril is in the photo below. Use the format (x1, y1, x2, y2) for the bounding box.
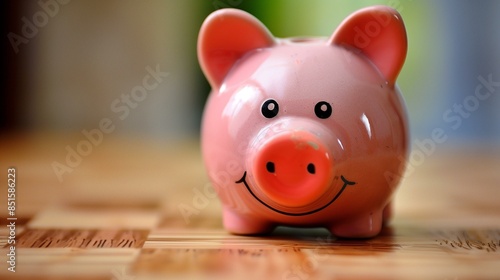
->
(307, 163, 316, 174)
(266, 162, 275, 173)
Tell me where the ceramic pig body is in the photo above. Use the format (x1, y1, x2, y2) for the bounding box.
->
(198, 6, 409, 237)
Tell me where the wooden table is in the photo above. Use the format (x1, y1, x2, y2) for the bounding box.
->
(0, 134, 499, 279)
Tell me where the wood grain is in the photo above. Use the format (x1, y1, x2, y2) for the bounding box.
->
(0, 134, 499, 279)
(16, 229, 149, 249)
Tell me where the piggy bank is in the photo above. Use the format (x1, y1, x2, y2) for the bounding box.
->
(198, 6, 408, 238)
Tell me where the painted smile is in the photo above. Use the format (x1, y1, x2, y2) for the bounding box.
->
(235, 172, 355, 216)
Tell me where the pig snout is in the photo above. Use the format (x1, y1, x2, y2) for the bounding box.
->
(250, 119, 335, 208)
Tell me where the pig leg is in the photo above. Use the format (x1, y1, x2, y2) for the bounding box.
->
(222, 207, 273, 235)
(329, 209, 383, 238)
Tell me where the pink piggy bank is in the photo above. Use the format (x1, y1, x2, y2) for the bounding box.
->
(198, 6, 408, 238)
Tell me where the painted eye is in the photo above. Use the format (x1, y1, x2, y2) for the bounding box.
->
(314, 101, 332, 119)
(261, 99, 279, 118)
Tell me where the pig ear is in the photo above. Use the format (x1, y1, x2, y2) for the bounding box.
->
(328, 6, 407, 86)
(198, 9, 276, 89)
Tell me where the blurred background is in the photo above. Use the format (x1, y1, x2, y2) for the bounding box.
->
(3, 0, 500, 143)
(1, 0, 500, 211)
